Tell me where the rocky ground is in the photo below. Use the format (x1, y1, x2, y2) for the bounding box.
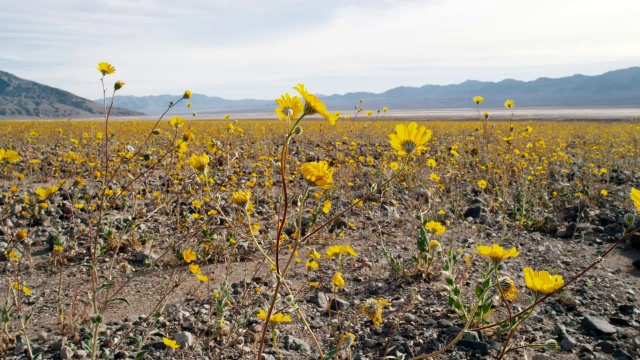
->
(2, 180, 640, 360)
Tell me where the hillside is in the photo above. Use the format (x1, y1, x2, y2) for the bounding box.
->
(104, 67, 640, 115)
(0, 71, 144, 118)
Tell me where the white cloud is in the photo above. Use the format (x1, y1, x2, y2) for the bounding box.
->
(1, 0, 639, 100)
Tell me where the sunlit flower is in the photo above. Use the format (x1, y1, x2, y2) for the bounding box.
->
(332, 272, 345, 287)
(478, 180, 488, 189)
(187, 153, 209, 174)
(523, 267, 564, 295)
(428, 240, 441, 250)
(163, 337, 180, 349)
(326, 245, 358, 258)
(388, 122, 432, 156)
(6, 251, 20, 261)
(477, 244, 519, 263)
(322, 200, 331, 214)
(473, 96, 484, 104)
(97, 62, 116, 75)
(196, 274, 210, 282)
(498, 277, 519, 302)
(224, 114, 231, 119)
(53, 245, 64, 252)
(257, 308, 291, 323)
(35, 185, 59, 200)
(16, 230, 27, 240)
(183, 90, 192, 99)
(0, 148, 21, 164)
(504, 99, 515, 109)
(307, 249, 322, 260)
(366, 110, 373, 116)
(631, 188, 640, 212)
(294, 84, 337, 125)
(305, 259, 319, 270)
(301, 161, 336, 189)
(430, 173, 440, 182)
(274, 93, 304, 122)
(169, 116, 186, 129)
(231, 190, 251, 205)
(359, 298, 391, 326)
(189, 264, 201, 274)
(183, 248, 197, 263)
(427, 159, 437, 167)
(424, 221, 446, 235)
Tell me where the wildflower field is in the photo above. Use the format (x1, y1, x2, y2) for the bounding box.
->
(1, 65, 640, 360)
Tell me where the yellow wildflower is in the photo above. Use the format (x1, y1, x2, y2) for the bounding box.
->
(183, 248, 197, 263)
(274, 93, 304, 122)
(523, 267, 564, 295)
(326, 245, 358, 258)
(231, 190, 251, 205)
(97, 62, 116, 75)
(332, 272, 345, 287)
(301, 161, 336, 189)
(257, 308, 291, 323)
(424, 221, 446, 235)
(293, 84, 337, 125)
(473, 96, 484, 104)
(359, 298, 391, 326)
(187, 153, 209, 174)
(388, 122, 432, 156)
(477, 244, 519, 263)
(163, 337, 180, 349)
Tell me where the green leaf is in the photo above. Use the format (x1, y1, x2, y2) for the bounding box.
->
(107, 297, 131, 306)
(483, 279, 491, 288)
(475, 286, 483, 298)
(453, 287, 460, 297)
(445, 277, 454, 286)
(135, 350, 148, 360)
(323, 348, 339, 360)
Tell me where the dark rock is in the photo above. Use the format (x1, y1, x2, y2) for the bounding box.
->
(457, 340, 490, 355)
(582, 315, 617, 336)
(464, 205, 487, 219)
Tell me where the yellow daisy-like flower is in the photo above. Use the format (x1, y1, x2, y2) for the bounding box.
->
(53, 245, 64, 252)
(326, 245, 358, 258)
(6, 251, 20, 261)
(16, 230, 27, 240)
(477, 244, 519, 263)
(428, 240, 441, 250)
(0, 148, 21, 164)
(163, 337, 180, 349)
(196, 274, 210, 282)
(322, 200, 331, 214)
(424, 221, 446, 235)
(332, 272, 346, 287)
(35, 185, 59, 201)
(97, 62, 116, 75)
(631, 188, 640, 212)
(187, 153, 209, 174)
(366, 110, 373, 116)
(293, 84, 337, 125)
(473, 96, 484, 104)
(231, 190, 251, 205)
(359, 298, 391, 326)
(307, 249, 322, 260)
(257, 308, 292, 323)
(478, 180, 488, 189)
(305, 260, 319, 270)
(183, 248, 197, 263)
(301, 161, 336, 189)
(498, 277, 519, 302)
(274, 93, 304, 122)
(523, 267, 564, 295)
(169, 116, 186, 129)
(189, 264, 201, 275)
(388, 122, 432, 156)
(504, 99, 515, 109)
(183, 90, 192, 99)
(114, 80, 125, 91)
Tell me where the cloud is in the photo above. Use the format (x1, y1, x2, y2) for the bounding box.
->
(1, 0, 639, 100)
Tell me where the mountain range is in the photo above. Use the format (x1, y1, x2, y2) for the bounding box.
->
(104, 67, 640, 115)
(0, 67, 639, 118)
(0, 70, 143, 118)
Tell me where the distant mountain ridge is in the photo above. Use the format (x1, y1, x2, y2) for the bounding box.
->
(103, 67, 640, 115)
(0, 70, 143, 118)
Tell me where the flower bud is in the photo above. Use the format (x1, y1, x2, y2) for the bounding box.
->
(114, 80, 125, 91)
(624, 213, 635, 227)
(183, 90, 192, 99)
(293, 126, 303, 135)
(544, 339, 558, 350)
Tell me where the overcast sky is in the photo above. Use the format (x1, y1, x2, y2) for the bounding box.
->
(2, 0, 639, 100)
